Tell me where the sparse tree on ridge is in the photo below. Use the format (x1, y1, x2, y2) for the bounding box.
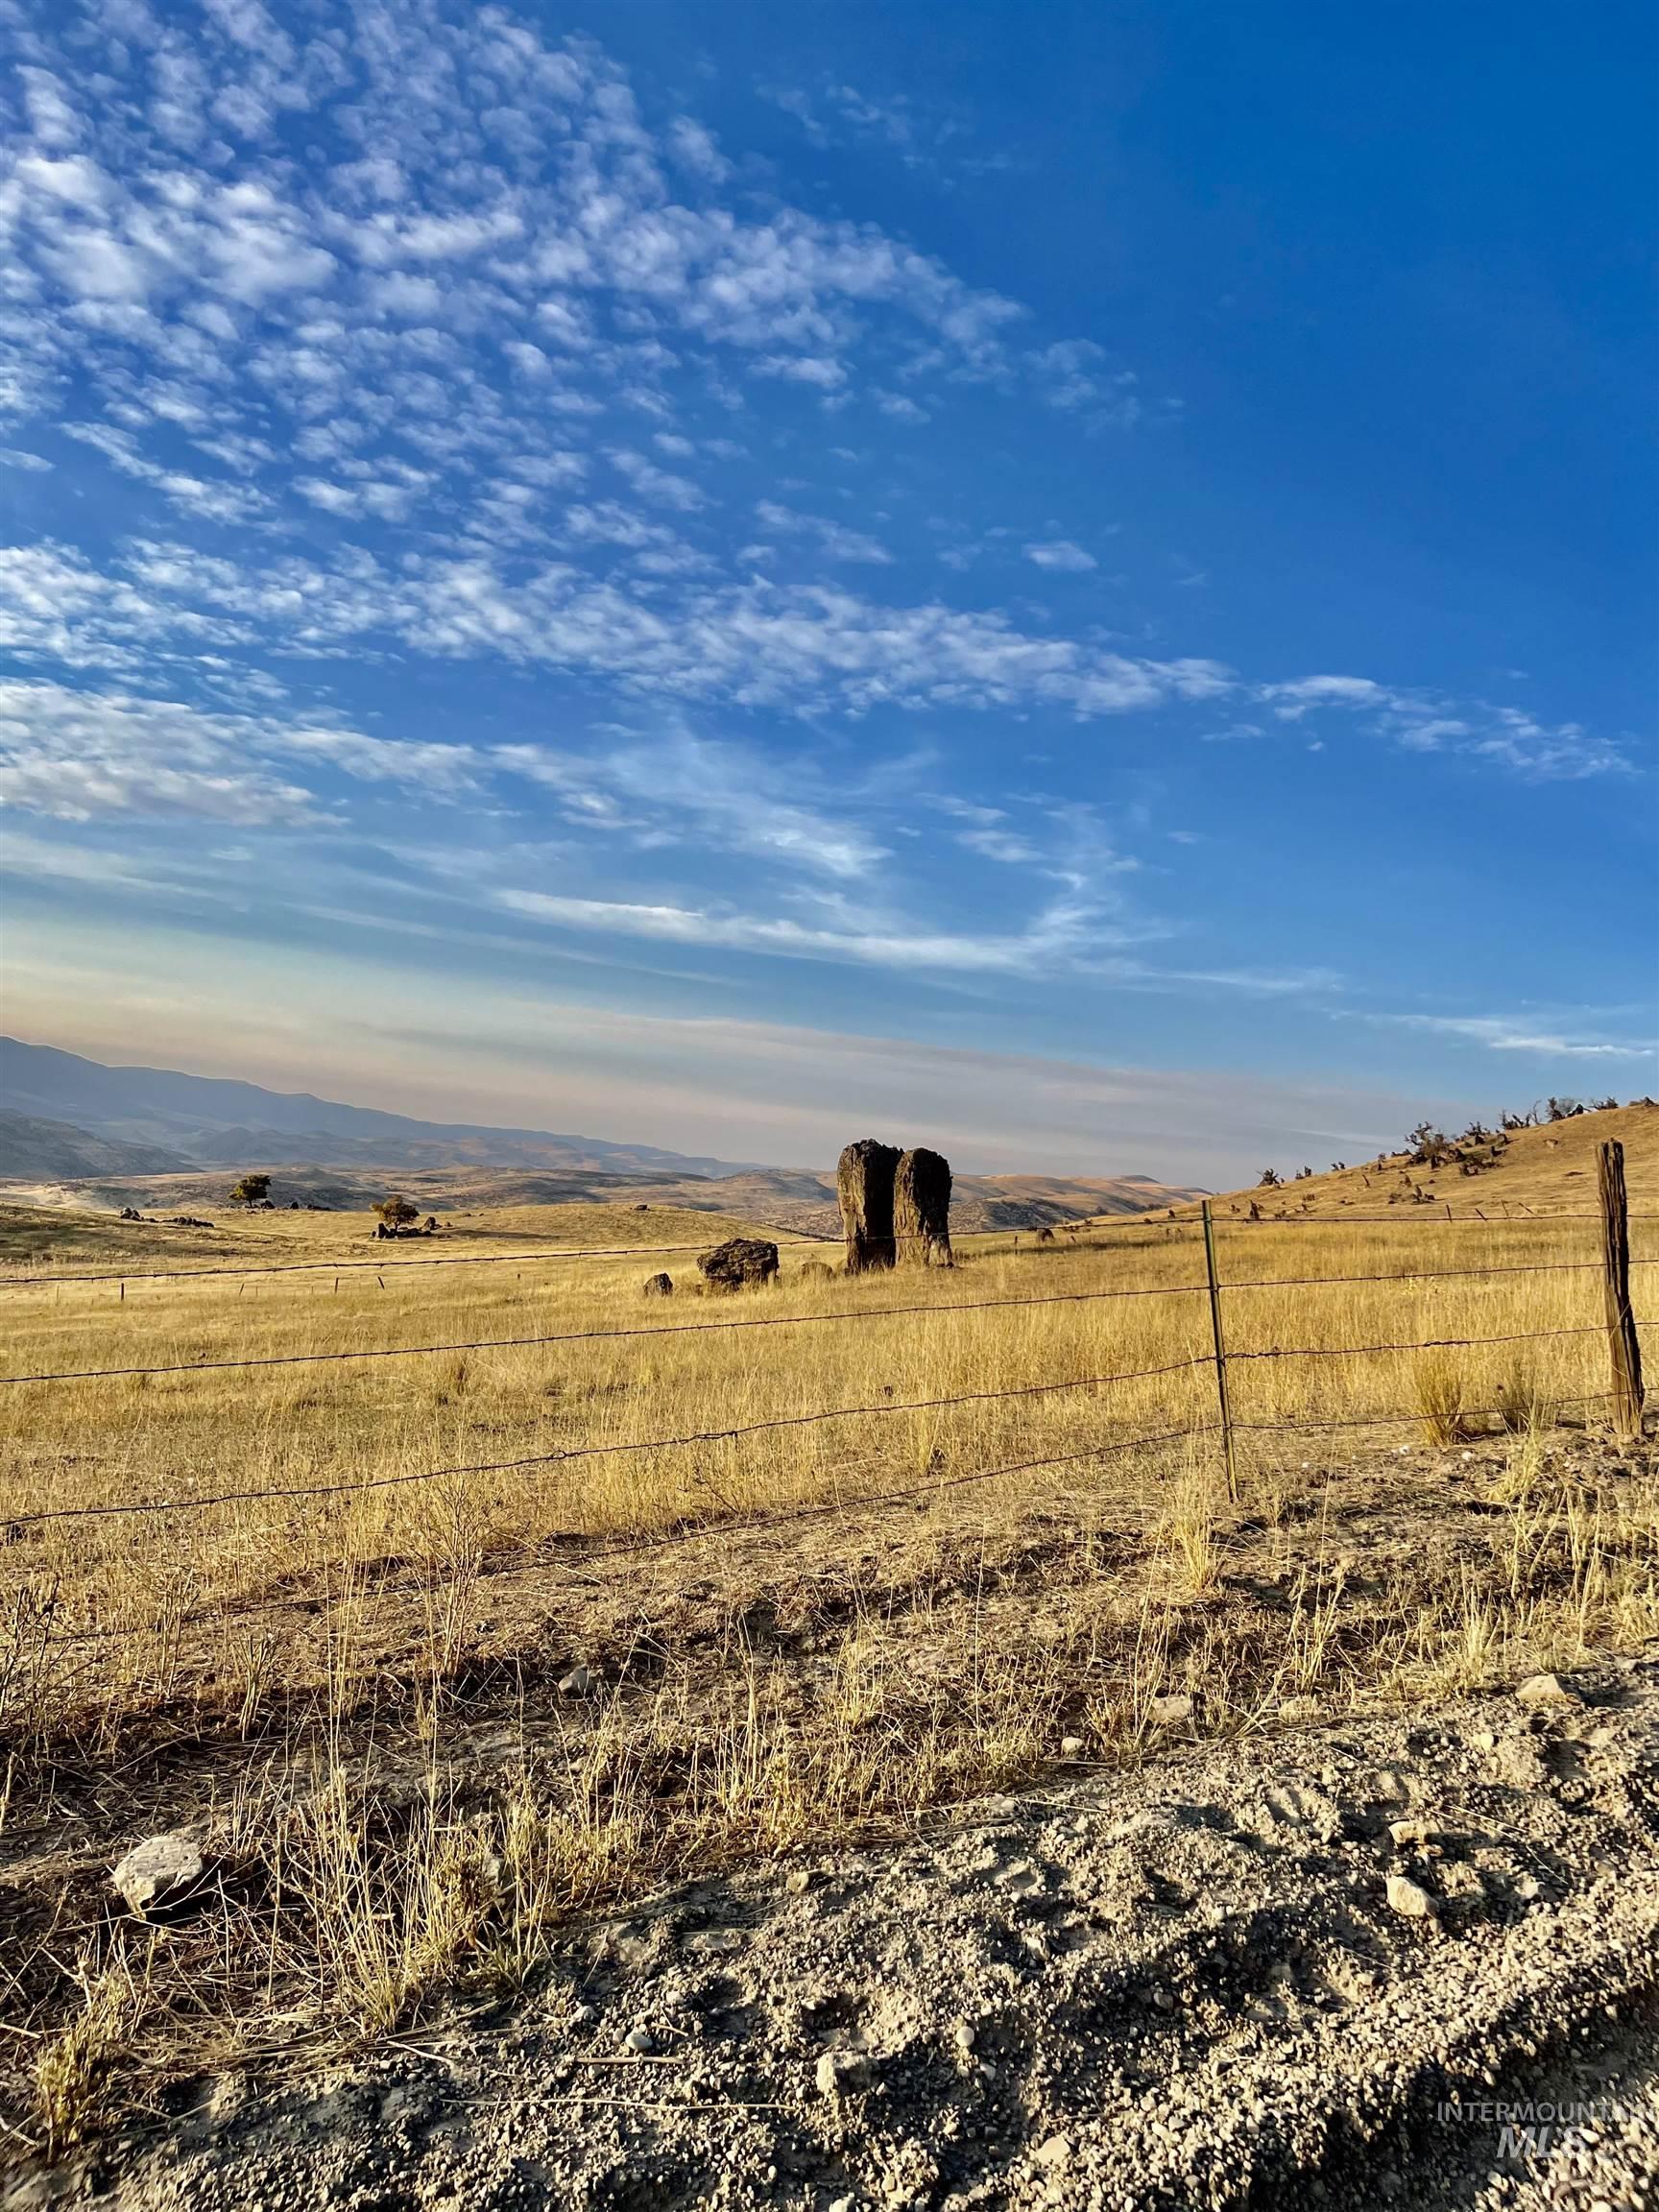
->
(228, 1173, 271, 1207)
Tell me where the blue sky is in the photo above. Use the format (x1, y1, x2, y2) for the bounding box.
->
(0, 0, 1653, 1181)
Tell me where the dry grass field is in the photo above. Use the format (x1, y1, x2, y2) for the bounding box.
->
(2, 1112, 1656, 2158)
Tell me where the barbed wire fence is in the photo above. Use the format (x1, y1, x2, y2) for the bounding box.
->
(0, 1139, 1649, 1666)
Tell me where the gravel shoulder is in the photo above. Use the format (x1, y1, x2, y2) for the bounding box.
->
(15, 1652, 1658, 2212)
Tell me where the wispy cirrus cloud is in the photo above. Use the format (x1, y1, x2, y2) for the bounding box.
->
(0, 537, 1236, 718)
(1261, 676, 1628, 780)
(497, 727, 889, 880)
(496, 886, 1122, 975)
(0, 677, 478, 825)
(1370, 1010, 1656, 1061)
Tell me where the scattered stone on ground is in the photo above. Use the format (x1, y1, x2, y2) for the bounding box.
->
(110, 1834, 203, 1918)
(1516, 1671, 1582, 1709)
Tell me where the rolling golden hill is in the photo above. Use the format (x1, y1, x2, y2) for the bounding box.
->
(1154, 1097, 1658, 1224)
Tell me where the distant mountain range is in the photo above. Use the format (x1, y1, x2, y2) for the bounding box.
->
(0, 1037, 1205, 1230)
(0, 1037, 762, 1178)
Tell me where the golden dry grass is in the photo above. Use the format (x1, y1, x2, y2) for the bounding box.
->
(2, 1186, 1656, 2145)
(0, 1200, 1652, 1742)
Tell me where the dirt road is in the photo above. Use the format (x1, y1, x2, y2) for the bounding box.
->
(20, 1651, 1656, 2212)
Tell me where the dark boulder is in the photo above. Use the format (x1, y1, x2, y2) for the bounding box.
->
(697, 1238, 780, 1291)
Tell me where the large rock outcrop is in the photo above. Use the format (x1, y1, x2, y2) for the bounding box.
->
(896, 1147, 952, 1267)
(837, 1139, 900, 1273)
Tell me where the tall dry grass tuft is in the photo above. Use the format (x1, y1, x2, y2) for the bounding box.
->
(33, 1953, 145, 2156)
(1413, 1351, 1468, 1447)
(1158, 1441, 1221, 1594)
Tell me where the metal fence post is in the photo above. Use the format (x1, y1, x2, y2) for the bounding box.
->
(1599, 1139, 1645, 1441)
(1201, 1200, 1239, 1502)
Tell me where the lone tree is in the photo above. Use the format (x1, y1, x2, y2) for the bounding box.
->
(374, 1192, 421, 1232)
(228, 1172, 271, 1207)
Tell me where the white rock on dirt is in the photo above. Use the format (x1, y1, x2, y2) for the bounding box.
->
(1384, 1873, 1437, 1919)
(1516, 1671, 1582, 1709)
(558, 1665, 597, 1696)
(1148, 1693, 1193, 1727)
(1387, 1817, 1442, 1848)
(815, 2052, 864, 2099)
(112, 1833, 203, 1916)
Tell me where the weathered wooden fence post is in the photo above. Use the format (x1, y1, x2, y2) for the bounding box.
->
(1201, 1200, 1239, 1503)
(1599, 1139, 1645, 1441)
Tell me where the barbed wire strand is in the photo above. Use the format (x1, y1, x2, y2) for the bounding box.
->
(14, 1421, 1214, 1649)
(2, 1355, 1214, 1530)
(7, 1304, 1647, 1535)
(1230, 1322, 1618, 1360)
(5, 1205, 1656, 1291)
(1236, 1391, 1613, 1436)
(9, 1244, 1653, 1388)
(0, 1279, 1218, 1386)
(1220, 1259, 1615, 1289)
(0, 1213, 1192, 1290)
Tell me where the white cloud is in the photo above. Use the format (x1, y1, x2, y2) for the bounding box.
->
(754, 500, 892, 565)
(496, 886, 1105, 974)
(1373, 1012, 1656, 1061)
(1024, 539, 1096, 572)
(666, 117, 731, 184)
(63, 422, 271, 524)
(957, 826, 1041, 865)
(496, 727, 888, 880)
(0, 677, 481, 826)
(0, 3, 1623, 795)
(0, 537, 1235, 718)
(1262, 675, 1387, 717)
(1258, 675, 1627, 779)
(756, 353, 847, 389)
(0, 1, 1042, 569)
(0, 682, 323, 825)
